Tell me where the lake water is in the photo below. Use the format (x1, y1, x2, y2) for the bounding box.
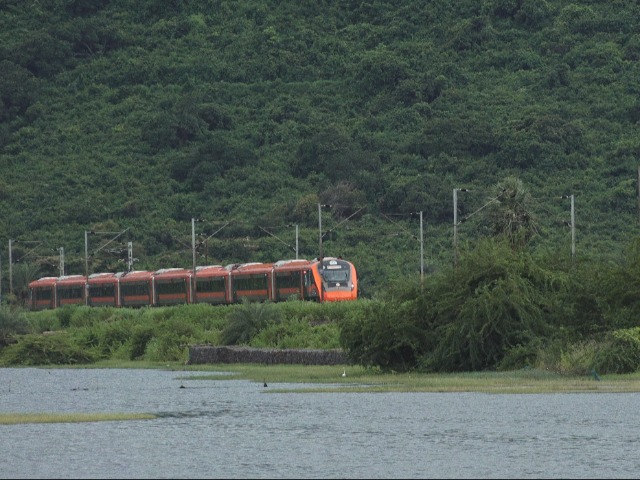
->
(1, 367, 638, 479)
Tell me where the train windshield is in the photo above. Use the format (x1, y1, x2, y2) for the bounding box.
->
(322, 269, 349, 282)
(321, 259, 350, 284)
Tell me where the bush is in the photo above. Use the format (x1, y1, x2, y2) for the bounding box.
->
(9, 301, 355, 364)
(0, 305, 30, 348)
(0, 332, 96, 366)
(99, 321, 133, 353)
(25, 310, 61, 333)
(171, 303, 228, 331)
(340, 298, 427, 372)
(496, 339, 543, 371)
(143, 318, 199, 361)
(69, 305, 113, 328)
(56, 305, 75, 328)
(593, 328, 640, 374)
(129, 325, 154, 360)
(73, 319, 132, 357)
(220, 300, 280, 345)
(252, 318, 341, 349)
(144, 333, 188, 362)
(556, 340, 598, 375)
(420, 239, 556, 372)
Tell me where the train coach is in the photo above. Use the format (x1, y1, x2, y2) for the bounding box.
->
(27, 257, 358, 310)
(87, 272, 122, 307)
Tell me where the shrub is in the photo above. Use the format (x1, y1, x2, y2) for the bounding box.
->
(0, 305, 30, 348)
(144, 333, 188, 362)
(73, 319, 133, 357)
(129, 325, 154, 360)
(252, 318, 341, 349)
(496, 339, 543, 371)
(142, 318, 199, 361)
(56, 305, 75, 328)
(340, 298, 427, 372)
(220, 300, 280, 345)
(25, 310, 61, 333)
(99, 321, 133, 352)
(593, 328, 640, 374)
(556, 340, 598, 375)
(0, 332, 96, 366)
(420, 239, 556, 372)
(69, 305, 113, 328)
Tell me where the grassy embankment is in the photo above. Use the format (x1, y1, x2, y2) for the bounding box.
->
(22, 359, 640, 394)
(176, 363, 640, 394)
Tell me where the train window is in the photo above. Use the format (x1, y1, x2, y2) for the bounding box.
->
(197, 278, 226, 293)
(276, 272, 300, 289)
(89, 284, 115, 298)
(35, 289, 52, 301)
(234, 276, 268, 291)
(304, 271, 314, 287)
(322, 269, 349, 282)
(121, 283, 149, 296)
(156, 281, 186, 295)
(58, 286, 83, 300)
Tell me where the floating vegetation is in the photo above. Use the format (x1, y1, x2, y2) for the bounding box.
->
(0, 412, 156, 425)
(168, 363, 640, 394)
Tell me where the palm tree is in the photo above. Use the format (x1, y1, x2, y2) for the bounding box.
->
(11, 262, 41, 306)
(486, 176, 538, 248)
(220, 298, 280, 345)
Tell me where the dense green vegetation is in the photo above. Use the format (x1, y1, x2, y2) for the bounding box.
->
(0, 300, 352, 365)
(2, 0, 640, 298)
(3, 233, 640, 375)
(2, 1, 640, 373)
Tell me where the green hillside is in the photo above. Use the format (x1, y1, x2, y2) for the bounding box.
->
(2, 0, 640, 299)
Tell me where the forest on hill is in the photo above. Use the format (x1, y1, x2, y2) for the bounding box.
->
(1, 0, 640, 300)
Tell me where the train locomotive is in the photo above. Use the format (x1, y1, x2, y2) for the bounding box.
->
(27, 257, 358, 311)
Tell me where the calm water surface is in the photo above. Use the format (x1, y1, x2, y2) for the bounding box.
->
(0, 368, 638, 479)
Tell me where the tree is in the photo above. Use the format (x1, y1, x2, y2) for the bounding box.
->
(420, 238, 556, 372)
(10, 263, 41, 306)
(220, 299, 280, 346)
(0, 61, 39, 120)
(484, 176, 539, 248)
(339, 291, 428, 372)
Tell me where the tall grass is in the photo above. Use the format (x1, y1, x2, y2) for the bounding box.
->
(0, 413, 156, 424)
(0, 301, 355, 366)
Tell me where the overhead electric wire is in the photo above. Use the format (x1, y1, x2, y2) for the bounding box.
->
(379, 212, 419, 240)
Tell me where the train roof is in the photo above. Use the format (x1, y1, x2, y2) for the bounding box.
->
(225, 262, 260, 270)
(56, 275, 87, 285)
(321, 257, 350, 267)
(28, 276, 59, 288)
(195, 265, 227, 275)
(87, 272, 124, 283)
(119, 270, 154, 282)
(153, 268, 192, 279)
(273, 259, 313, 271)
(228, 262, 274, 274)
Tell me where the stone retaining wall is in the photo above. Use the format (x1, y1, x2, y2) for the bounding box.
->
(187, 345, 348, 365)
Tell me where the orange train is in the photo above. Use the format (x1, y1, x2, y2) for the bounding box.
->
(27, 257, 358, 311)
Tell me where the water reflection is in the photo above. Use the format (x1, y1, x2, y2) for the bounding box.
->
(1, 368, 639, 479)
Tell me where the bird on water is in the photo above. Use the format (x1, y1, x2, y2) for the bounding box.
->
(263, 379, 268, 387)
